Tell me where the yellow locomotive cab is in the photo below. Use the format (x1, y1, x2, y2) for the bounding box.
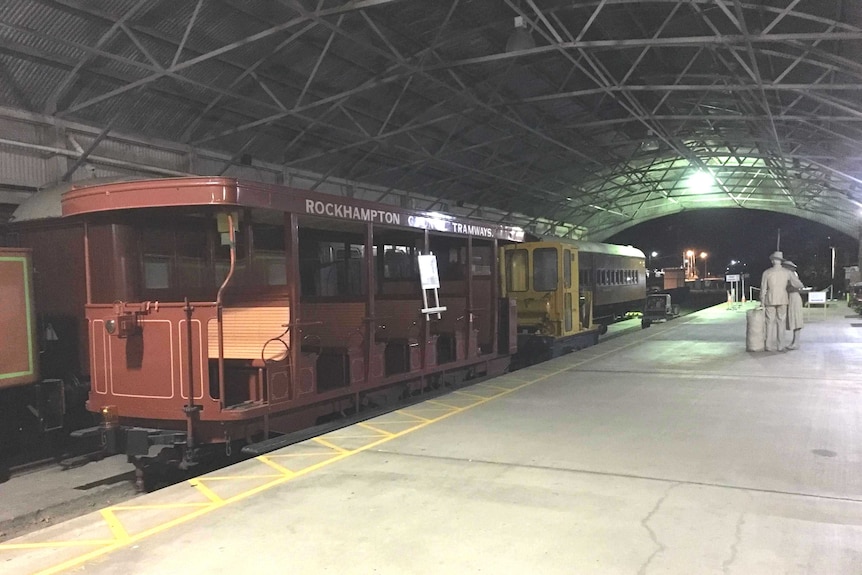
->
(501, 241, 592, 338)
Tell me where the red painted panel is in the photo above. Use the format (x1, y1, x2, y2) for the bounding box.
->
(108, 320, 174, 399)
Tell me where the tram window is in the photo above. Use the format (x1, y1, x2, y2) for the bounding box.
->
(142, 227, 173, 290)
(176, 229, 207, 289)
(383, 244, 418, 280)
(300, 237, 365, 298)
(252, 223, 286, 286)
(215, 222, 247, 287)
(564, 249, 572, 289)
(506, 249, 528, 292)
(472, 245, 492, 276)
(533, 248, 558, 291)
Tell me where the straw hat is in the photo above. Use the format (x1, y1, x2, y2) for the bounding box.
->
(769, 251, 784, 261)
(782, 260, 797, 270)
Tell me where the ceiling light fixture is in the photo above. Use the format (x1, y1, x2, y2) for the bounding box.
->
(506, 16, 535, 53)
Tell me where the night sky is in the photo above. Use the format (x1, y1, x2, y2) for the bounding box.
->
(606, 208, 859, 290)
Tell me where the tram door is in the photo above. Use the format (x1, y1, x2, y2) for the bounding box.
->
(562, 247, 576, 336)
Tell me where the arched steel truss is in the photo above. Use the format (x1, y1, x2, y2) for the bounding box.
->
(1, 0, 861, 239)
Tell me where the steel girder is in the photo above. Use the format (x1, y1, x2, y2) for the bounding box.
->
(0, 0, 859, 238)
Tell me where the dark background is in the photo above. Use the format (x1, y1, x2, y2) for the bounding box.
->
(607, 209, 859, 291)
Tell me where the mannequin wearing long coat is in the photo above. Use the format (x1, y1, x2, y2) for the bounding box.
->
(783, 263, 805, 349)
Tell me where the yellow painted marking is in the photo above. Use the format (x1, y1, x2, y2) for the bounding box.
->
(425, 400, 460, 410)
(453, 390, 496, 400)
(320, 432, 381, 439)
(266, 451, 335, 458)
(100, 509, 130, 541)
(190, 479, 224, 504)
(194, 474, 283, 481)
(396, 410, 431, 422)
(0, 540, 117, 550)
(257, 455, 295, 476)
(21, 320, 688, 575)
(356, 422, 393, 436)
(313, 436, 349, 453)
(475, 383, 510, 392)
(110, 503, 210, 510)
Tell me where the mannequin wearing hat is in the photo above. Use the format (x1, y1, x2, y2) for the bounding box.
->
(782, 260, 806, 350)
(760, 250, 793, 351)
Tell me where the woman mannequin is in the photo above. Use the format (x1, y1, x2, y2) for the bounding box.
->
(782, 260, 806, 350)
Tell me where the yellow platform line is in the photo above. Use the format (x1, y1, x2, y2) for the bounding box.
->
(475, 383, 510, 392)
(312, 436, 349, 453)
(453, 390, 500, 400)
(100, 509, 129, 541)
(190, 478, 224, 504)
(356, 422, 395, 436)
(266, 451, 335, 458)
(25, 322, 684, 575)
(111, 503, 210, 510)
(425, 399, 460, 410)
(0, 540, 117, 550)
(195, 474, 283, 481)
(396, 409, 431, 422)
(257, 455, 295, 476)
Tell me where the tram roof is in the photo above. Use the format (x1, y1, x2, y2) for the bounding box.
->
(60, 177, 526, 242)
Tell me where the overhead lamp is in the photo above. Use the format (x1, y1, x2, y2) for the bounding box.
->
(640, 130, 660, 152)
(506, 16, 535, 53)
(688, 170, 714, 193)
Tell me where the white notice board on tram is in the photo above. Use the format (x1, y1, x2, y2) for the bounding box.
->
(417, 254, 441, 289)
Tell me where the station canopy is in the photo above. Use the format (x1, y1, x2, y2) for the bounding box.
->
(2, 0, 861, 239)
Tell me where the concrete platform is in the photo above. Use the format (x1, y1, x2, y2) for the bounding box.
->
(2, 303, 861, 574)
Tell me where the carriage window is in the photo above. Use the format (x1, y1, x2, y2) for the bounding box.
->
(506, 249, 528, 292)
(533, 248, 558, 291)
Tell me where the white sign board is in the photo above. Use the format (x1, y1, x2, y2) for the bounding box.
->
(417, 254, 440, 289)
(808, 291, 827, 304)
(725, 274, 740, 282)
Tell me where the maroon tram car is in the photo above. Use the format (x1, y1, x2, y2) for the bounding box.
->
(58, 177, 524, 470)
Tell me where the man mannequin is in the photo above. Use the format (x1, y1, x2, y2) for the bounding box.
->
(760, 251, 792, 351)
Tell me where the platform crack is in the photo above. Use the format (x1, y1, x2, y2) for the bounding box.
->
(721, 512, 745, 574)
(637, 482, 678, 575)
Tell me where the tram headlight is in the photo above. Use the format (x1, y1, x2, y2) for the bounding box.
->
(105, 318, 117, 335)
(101, 405, 119, 428)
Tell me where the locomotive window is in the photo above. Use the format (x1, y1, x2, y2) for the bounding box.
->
(533, 248, 558, 291)
(505, 249, 528, 292)
(564, 249, 572, 289)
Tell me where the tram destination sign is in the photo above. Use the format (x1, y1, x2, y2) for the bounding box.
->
(304, 198, 524, 242)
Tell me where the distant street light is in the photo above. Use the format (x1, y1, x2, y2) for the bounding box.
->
(700, 252, 708, 278)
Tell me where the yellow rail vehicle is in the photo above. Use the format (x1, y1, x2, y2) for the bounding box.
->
(502, 240, 601, 366)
